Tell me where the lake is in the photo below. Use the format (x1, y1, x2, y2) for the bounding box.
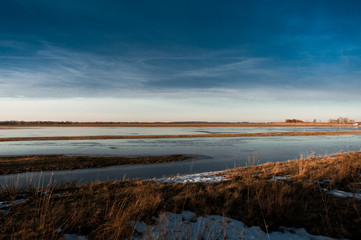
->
(0, 127, 360, 188)
(0, 126, 360, 138)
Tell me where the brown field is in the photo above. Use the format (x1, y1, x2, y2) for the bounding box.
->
(0, 155, 193, 175)
(1, 152, 361, 239)
(0, 122, 358, 128)
(1, 129, 361, 142)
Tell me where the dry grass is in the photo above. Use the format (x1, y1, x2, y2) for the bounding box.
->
(226, 151, 361, 188)
(1, 152, 361, 239)
(0, 155, 193, 175)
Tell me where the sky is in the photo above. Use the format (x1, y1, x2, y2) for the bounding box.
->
(1, 0, 361, 122)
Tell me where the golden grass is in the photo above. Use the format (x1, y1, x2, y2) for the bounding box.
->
(1, 152, 361, 239)
(226, 151, 361, 186)
(1, 130, 361, 142)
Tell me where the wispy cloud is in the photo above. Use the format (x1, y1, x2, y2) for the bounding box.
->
(1, 42, 361, 100)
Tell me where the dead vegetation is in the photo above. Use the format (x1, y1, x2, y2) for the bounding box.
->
(226, 151, 361, 190)
(0, 154, 193, 175)
(1, 152, 361, 239)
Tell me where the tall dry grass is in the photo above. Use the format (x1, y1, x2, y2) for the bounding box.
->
(0, 152, 361, 239)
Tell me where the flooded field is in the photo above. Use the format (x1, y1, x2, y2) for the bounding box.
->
(1, 127, 360, 187)
(0, 126, 360, 138)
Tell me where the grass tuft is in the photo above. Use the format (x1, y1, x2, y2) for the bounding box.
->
(1, 152, 361, 239)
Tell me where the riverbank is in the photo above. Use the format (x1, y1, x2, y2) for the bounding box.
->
(1, 151, 360, 239)
(1, 129, 361, 142)
(0, 155, 194, 175)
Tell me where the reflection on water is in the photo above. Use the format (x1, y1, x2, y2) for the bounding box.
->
(0, 126, 360, 138)
(1, 134, 361, 188)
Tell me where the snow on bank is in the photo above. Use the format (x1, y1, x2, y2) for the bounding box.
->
(323, 189, 361, 200)
(268, 176, 292, 183)
(272, 176, 291, 181)
(41, 190, 71, 198)
(316, 179, 333, 185)
(0, 199, 29, 215)
(0, 199, 29, 209)
(132, 211, 335, 240)
(151, 171, 228, 183)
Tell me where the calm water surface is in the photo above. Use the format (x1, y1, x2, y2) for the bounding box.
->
(1, 130, 361, 187)
(0, 126, 360, 138)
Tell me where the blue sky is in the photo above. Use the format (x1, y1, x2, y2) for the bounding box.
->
(1, 0, 361, 122)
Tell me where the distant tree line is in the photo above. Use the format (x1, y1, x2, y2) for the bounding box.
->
(285, 119, 304, 123)
(328, 117, 355, 124)
(0, 121, 234, 126)
(0, 121, 123, 125)
(285, 117, 358, 124)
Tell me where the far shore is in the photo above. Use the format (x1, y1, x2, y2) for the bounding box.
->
(0, 122, 359, 128)
(1, 129, 361, 142)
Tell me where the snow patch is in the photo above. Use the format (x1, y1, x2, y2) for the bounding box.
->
(316, 179, 333, 185)
(273, 176, 291, 180)
(0, 199, 29, 208)
(41, 191, 71, 198)
(268, 176, 291, 183)
(324, 189, 361, 200)
(132, 211, 336, 240)
(151, 171, 228, 183)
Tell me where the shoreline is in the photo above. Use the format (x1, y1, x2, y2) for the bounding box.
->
(1, 129, 361, 142)
(0, 122, 359, 128)
(1, 151, 360, 239)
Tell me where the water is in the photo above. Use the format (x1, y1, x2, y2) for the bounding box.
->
(1, 135, 359, 159)
(1, 131, 361, 188)
(0, 126, 359, 138)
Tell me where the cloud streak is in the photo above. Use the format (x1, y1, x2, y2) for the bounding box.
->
(1, 43, 361, 100)
(1, 1, 361, 121)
